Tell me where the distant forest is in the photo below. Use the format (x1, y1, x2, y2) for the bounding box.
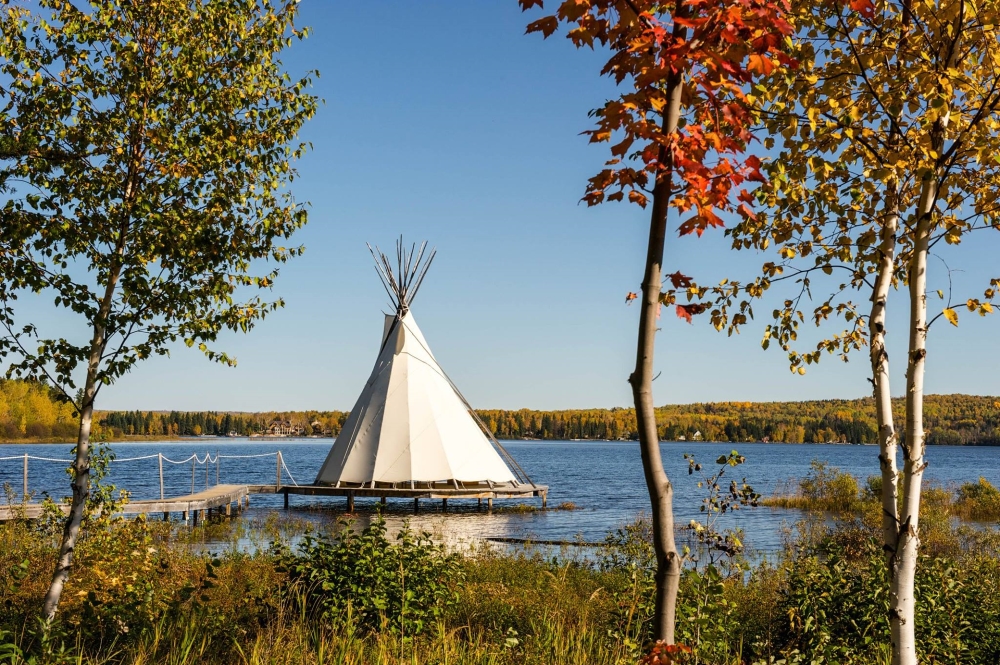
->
(0, 380, 80, 440)
(1, 380, 998, 445)
(98, 409, 349, 439)
(477, 395, 1000, 445)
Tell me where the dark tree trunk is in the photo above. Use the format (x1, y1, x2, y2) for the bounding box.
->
(628, 60, 684, 644)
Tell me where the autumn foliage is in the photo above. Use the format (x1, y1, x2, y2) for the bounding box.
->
(520, 0, 794, 230)
(641, 641, 693, 664)
(520, 0, 794, 322)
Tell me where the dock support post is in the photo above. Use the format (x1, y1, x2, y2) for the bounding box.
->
(542, 491, 547, 509)
(347, 492, 355, 512)
(192, 510, 198, 527)
(413, 498, 419, 513)
(380, 496, 386, 507)
(226, 502, 231, 517)
(442, 498, 448, 511)
(23, 454, 28, 500)
(487, 497, 493, 512)
(478, 498, 482, 511)
(163, 512, 169, 522)
(283, 491, 289, 510)
(182, 510, 188, 523)
(158, 454, 164, 500)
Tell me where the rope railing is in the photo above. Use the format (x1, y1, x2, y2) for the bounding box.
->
(0, 455, 76, 463)
(2, 449, 297, 501)
(0, 451, 289, 464)
(280, 455, 300, 487)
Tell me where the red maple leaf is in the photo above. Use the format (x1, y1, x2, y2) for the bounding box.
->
(849, 0, 875, 18)
(676, 303, 709, 323)
(666, 271, 693, 288)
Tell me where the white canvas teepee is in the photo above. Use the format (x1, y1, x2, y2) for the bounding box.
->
(315, 241, 528, 488)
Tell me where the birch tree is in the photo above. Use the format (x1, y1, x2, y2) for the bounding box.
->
(519, 0, 793, 644)
(0, 0, 317, 620)
(697, 0, 1000, 660)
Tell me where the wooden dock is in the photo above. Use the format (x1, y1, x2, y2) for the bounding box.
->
(254, 482, 549, 512)
(0, 482, 547, 522)
(0, 484, 250, 524)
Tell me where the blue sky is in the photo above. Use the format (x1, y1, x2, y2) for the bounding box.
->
(53, 2, 1000, 411)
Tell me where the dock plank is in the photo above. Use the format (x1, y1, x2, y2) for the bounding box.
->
(0, 484, 249, 522)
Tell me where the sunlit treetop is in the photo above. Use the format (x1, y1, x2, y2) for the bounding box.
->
(673, 0, 1000, 367)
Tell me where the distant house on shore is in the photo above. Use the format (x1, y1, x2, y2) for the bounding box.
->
(266, 419, 305, 437)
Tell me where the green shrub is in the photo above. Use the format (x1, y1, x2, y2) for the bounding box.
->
(676, 565, 741, 665)
(863, 475, 882, 502)
(955, 477, 1000, 521)
(799, 460, 860, 512)
(763, 461, 862, 513)
(278, 513, 463, 636)
(765, 525, 1000, 665)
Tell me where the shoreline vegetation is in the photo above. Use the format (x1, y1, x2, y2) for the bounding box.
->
(3, 380, 1000, 446)
(763, 460, 1000, 523)
(2, 486, 998, 664)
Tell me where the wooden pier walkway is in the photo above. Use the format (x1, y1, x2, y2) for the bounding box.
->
(0, 482, 548, 522)
(0, 484, 250, 524)
(0, 449, 548, 523)
(256, 482, 548, 512)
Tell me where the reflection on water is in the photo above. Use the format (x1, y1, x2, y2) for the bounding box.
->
(3, 439, 999, 555)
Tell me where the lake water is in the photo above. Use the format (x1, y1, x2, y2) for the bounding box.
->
(1, 440, 998, 554)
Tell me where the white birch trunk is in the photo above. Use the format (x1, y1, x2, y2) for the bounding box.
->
(892, 12, 957, 652)
(42, 176, 132, 620)
(42, 342, 103, 619)
(894, 178, 936, 665)
(869, 198, 901, 649)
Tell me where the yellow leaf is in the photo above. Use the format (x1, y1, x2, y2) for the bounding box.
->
(943, 307, 959, 326)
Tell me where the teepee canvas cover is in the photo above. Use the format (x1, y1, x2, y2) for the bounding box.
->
(315, 242, 525, 487)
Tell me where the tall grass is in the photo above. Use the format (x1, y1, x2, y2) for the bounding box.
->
(763, 460, 1000, 524)
(2, 501, 999, 664)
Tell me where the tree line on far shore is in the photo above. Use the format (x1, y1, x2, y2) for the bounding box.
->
(98, 409, 349, 439)
(2, 380, 997, 445)
(482, 396, 1000, 445)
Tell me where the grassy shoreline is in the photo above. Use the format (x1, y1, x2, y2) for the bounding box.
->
(762, 460, 1000, 522)
(2, 495, 999, 664)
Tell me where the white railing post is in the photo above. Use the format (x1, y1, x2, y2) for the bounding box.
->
(23, 454, 28, 500)
(216, 451, 220, 486)
(158, 453, 164, 500)
(276, 451, 282, 490)
(191, 457, 196, 494)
